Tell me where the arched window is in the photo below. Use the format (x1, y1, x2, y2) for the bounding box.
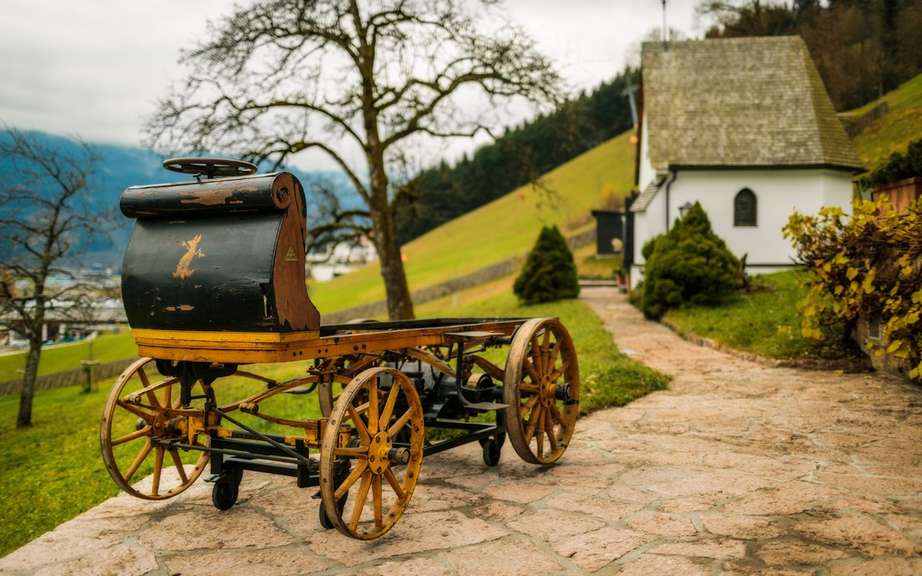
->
(734, 188, 757, 227)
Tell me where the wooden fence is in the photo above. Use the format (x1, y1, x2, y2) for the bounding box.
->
(872, 177, 921, 213)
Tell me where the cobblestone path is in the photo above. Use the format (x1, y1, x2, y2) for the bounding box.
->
(2, 287, 921, 575)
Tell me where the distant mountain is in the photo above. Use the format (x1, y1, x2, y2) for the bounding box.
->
(0, 130, 359, 268)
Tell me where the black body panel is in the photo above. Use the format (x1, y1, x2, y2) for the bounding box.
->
(121, 214, 284, 331)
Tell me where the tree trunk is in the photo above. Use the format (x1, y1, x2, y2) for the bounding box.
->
(17, 337, 41, 427)
(361, 94, 415, 320)
(373, 206, 415, 320)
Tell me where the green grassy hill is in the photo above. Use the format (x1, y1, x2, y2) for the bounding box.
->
(309, 131, 636, 313)
(12, 71, 918, 380)
(840, 72, 922, 170)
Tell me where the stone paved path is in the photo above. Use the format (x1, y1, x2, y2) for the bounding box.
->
(3, 287, 922, 575)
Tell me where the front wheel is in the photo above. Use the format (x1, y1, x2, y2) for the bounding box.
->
(503, 318, 580, 465)
(480, 436, 503, 466)
(212, 468, 242, 511)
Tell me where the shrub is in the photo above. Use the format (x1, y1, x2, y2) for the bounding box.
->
(514, 225, 580, 304)
(861, 138, 922, 188)
(640, 202, 740, 319)
(784, 198, 922, 380)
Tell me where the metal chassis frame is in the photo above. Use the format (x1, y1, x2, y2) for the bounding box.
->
(182, 416, 506, 490)
(139, 317, 520, 493)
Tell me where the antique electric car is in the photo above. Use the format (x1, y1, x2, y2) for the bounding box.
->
(100, 158, 580, 540)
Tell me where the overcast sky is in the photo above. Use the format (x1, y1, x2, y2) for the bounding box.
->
(0, 0, 701, 170)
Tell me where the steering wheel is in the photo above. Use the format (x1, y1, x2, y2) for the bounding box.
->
(162, 157, 258, 179)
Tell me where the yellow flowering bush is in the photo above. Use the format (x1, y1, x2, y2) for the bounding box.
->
(784, 198, 922, 379)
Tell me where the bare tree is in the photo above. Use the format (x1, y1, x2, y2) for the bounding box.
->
(0, 128, 105, 427)
(304, 176, 372, 260)
(145, 0, 563, 320)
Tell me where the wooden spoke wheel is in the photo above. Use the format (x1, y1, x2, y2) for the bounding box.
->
(503, 318, 580, 465)
(319, 367, 425, 540)
(317, 372, 360, 418)
(99, 357, 210, 500)
(316, 352, 381, 417)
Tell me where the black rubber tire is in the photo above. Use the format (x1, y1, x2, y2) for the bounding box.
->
(211, 469, 242, 511)
(320, 459, 351, 529)
(481, 437, 503, 467)
(319, 496, 346, 530)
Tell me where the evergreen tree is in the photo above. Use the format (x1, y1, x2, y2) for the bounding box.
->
(640, 203, 740, 319)
(514, 226, 580, 305)
(702, 0, 922, 109)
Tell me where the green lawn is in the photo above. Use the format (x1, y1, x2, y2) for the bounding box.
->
(840, 72, 922, 170)
(0, 283, 665, 556)
(0, 358, 322, 557)
(573, 242, 622, 280)
(0, 331, 137, 382)
(309, 131, 636, 312)
(663, 270, 857, 360)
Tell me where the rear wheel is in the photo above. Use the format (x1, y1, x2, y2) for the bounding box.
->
(99, 357, 209, 500)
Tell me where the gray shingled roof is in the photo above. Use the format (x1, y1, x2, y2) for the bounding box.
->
(642, 36, 864, 172)
(630, 173, 666, 212)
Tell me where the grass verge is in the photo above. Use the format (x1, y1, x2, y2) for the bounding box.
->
(573, 242, 621, 280)
(662, 270, 859, 360)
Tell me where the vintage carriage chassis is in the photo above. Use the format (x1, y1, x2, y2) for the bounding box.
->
(100, 160, 581, 541)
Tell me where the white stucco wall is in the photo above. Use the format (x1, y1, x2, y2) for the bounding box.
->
(630, 168, 855, 288)
(630, 177, 667, 268)
(637, 118, 656, 192)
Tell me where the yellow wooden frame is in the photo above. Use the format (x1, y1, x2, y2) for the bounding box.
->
(132, 320, 523, 364)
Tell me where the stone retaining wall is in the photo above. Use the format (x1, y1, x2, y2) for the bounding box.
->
(0, 357, 136, 395)
(322, 256, 524, 323)
(844, 101, 889, 137)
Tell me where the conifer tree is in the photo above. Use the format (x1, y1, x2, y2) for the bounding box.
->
(640, 203, 739, 319)
(514, 226, 580, 304)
